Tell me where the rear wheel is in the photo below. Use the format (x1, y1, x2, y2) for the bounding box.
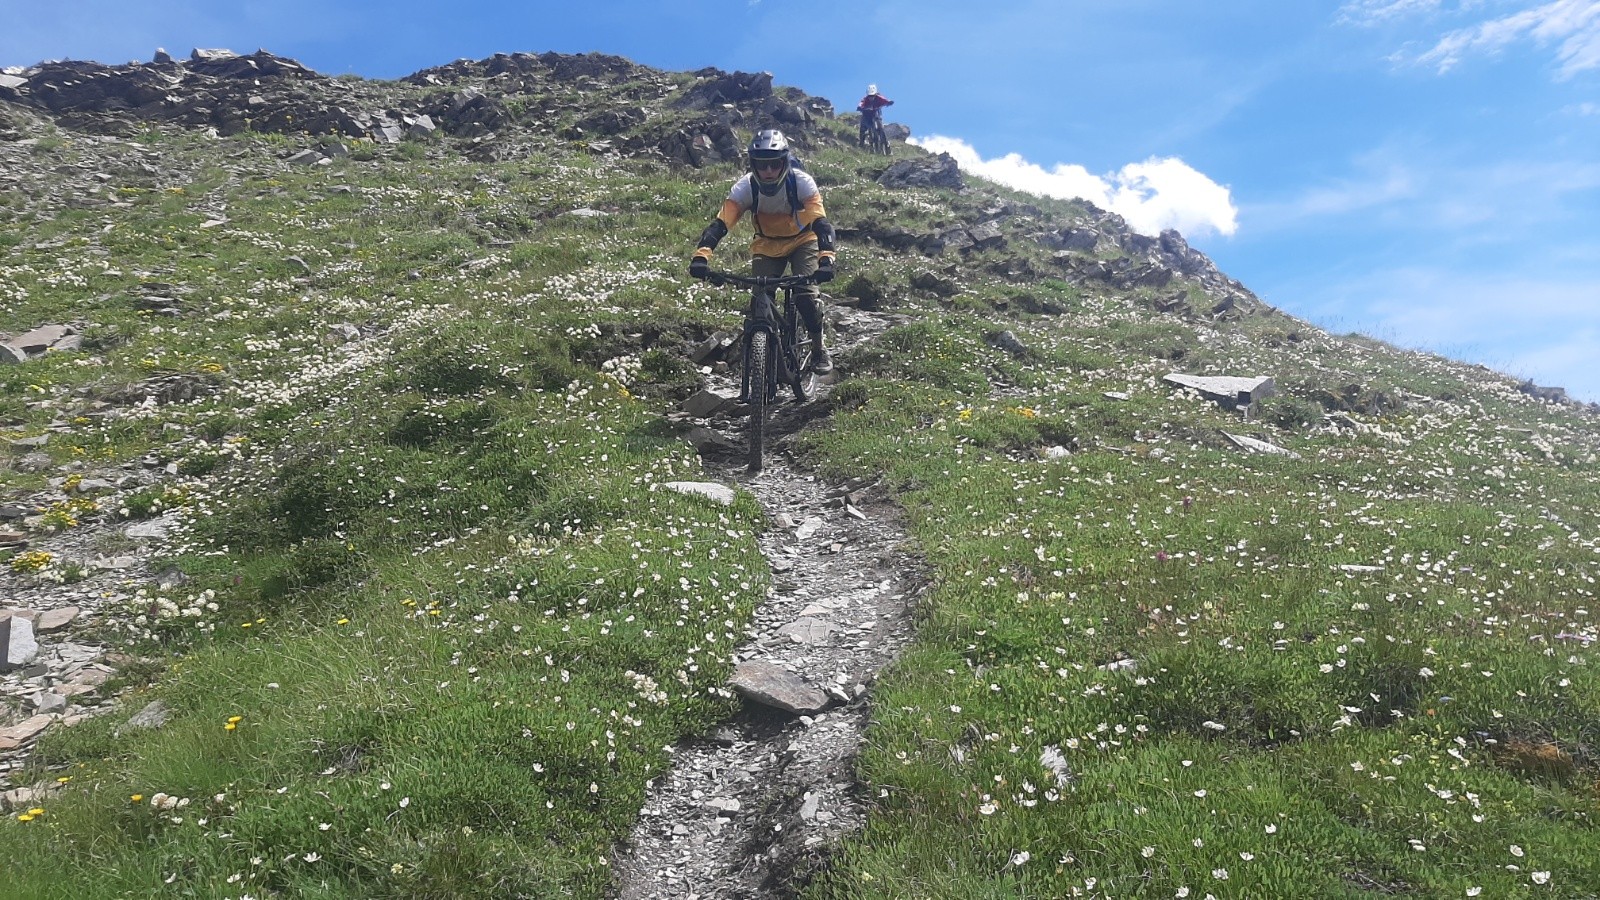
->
(746, 331, 770, 473)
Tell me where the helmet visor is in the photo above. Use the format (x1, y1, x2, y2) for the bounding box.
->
(751, 153, 787, 184)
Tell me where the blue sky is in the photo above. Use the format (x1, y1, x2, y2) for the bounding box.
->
(6, 1, 1599, 399)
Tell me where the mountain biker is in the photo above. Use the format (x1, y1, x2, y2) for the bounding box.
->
(689, 128, 837, 374)
(857, 85, 893, 147)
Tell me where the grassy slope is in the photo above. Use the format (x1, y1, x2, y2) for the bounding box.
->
(1, 73, 1598, 899)
(801, 258, 1600, 896)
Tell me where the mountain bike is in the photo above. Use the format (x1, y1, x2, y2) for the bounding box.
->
(694, 269, 821, 473)
(868, 121, 891, 156)
(860, 111, 891, 156)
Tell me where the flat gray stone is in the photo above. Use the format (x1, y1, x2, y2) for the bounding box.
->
(0, 715, 53, 751)
(682, 389, 731, 418)
(1165, 373, 1275, 405)
(1221, 431, 1301, 459)
(0, 787, 49, 810)
(794, 517, 824, 541)
(116, 700, 171, 737)
(728, 660, 829, 715)
(33, 693, 67, 715)
(326, 323, 361, 344)
(689, 332, 735, 364)
(71, 477, 115, 495)
(777, 617, 840, 645)
(8, 325, 73, 354)
(36, 607, 79, 633)
(660, 482, 735, 506)
(125, 514, 180, 540)
(0, 616, 39, 671)
(685, 426, 739, 454)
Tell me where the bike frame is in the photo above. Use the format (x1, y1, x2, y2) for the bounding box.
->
(699, 270, 817, 404)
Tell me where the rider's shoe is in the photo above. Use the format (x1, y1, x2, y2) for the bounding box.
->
(811, 334, 834, 374)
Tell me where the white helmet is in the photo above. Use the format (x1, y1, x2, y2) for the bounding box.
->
(867, 84, 878, 96)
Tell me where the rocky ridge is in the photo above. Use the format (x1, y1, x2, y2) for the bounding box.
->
(2, 46, 1280, 326)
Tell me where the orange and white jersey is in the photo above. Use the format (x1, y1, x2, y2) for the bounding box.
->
(714, 171, 828, 259)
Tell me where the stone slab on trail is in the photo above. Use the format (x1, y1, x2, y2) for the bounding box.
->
(729, 660, 830, 715)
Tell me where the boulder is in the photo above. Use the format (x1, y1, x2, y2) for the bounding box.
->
(682, 389, 732, 418)
(878, 153, 964, 190)
(676, 69, 773, 110)
(911, 270, 960, 297)
(728, 660, 830, 715)
(1043, 226, 1100, 252)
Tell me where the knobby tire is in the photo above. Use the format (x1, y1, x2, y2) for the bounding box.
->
(746, 331, 770, 473)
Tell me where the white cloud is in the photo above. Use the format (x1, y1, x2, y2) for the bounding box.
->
(907, 135, 1239, 238)
(1415, 0, 1600, 77)
(1337, 0, 1446, 27)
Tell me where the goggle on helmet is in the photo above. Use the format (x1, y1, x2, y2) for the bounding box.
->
(747, 129, 790, 194)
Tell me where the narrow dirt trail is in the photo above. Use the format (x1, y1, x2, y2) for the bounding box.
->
(610, 306, 926, 898)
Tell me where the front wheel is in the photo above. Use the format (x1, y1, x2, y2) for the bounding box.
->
(791, 331, 818, 402)
(746, 331, 770, 473)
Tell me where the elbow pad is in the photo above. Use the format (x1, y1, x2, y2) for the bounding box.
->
(812, 217, 835, 253)
(697, 219, 728, 251)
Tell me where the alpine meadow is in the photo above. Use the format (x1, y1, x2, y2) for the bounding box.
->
(2, 49, 1599, 899)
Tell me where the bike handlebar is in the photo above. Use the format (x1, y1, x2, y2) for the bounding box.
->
(694, 270, 818, 289)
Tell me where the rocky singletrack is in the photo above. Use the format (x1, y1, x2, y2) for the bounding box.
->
(609, 456, 922, 898)
(610, 303, 927, 898)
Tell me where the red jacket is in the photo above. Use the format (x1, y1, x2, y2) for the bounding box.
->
(858, 94, 893, 114)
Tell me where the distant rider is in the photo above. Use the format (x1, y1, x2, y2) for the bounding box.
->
(857, 84, 894, 147)
(689, 129, 837, 374)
